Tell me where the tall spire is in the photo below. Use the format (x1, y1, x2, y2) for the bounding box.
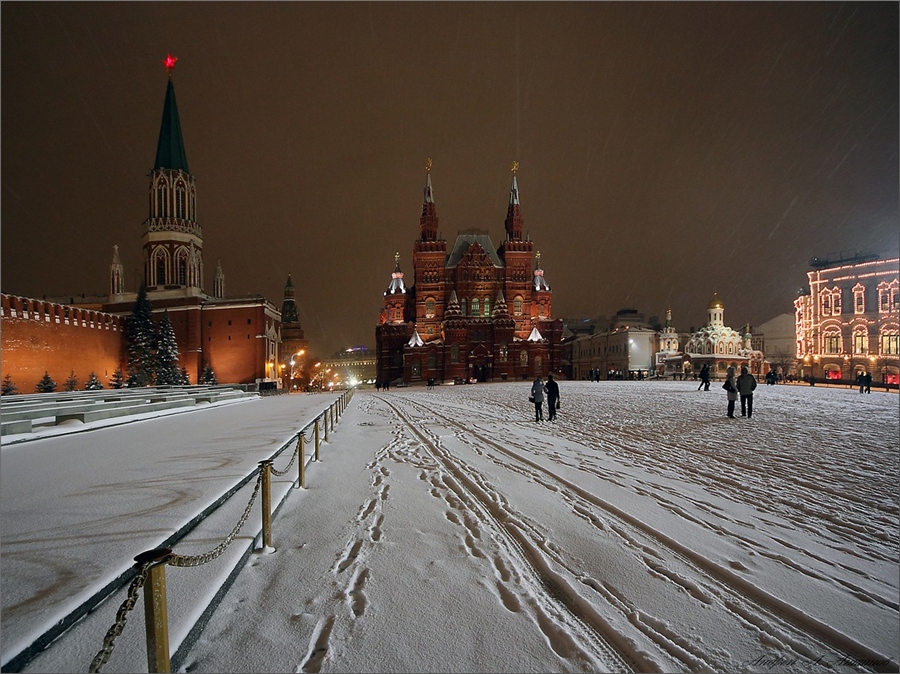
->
(533, 251, 550, 291)
(109, 245, 124, 297)
(504, 161, 524, 241)
(154, 55, 189, 172)
(281, 274, 300, 323)
(419, 158, 439, 241)
(385, 252, 406, 295)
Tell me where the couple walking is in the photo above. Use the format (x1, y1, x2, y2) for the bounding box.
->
(530, 374, 560, 422)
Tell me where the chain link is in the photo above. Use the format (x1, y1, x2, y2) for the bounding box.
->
(269, 437, 299, 477)
(88, 562, 151, 673)
(168, 471, 263, 568)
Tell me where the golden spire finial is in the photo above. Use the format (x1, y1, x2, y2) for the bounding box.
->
(511, 160, 519, 175)
(426, 158, 432, 173)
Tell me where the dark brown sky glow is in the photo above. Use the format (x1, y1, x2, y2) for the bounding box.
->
(2, 2, 897, 357)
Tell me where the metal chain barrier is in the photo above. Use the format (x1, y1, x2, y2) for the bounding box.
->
(269, 437, 299, 477)
(88, 562, 152, 673)
(168, 471, 263, 568)
(85, 393, 354, 672)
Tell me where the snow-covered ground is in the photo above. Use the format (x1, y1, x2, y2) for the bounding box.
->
(4, 381, 898, 673)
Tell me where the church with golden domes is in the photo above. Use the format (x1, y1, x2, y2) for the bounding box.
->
(682, 293, 763, 377)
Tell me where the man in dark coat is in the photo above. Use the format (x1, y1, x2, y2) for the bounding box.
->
(545, 374, 560, 421)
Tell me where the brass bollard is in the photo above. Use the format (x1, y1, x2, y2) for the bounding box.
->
(298, 434, 306, 489)
(323, 409, 330, 443)
(134, 548, 174, 673)
(314, 417, 320, 461)
(259, 460, 273, 549)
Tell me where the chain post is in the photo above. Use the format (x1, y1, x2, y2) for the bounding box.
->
(298, 434, 306, 489)
(259, 460, 273, 549)
(323, 409, 330, 443)
(315, 417, 321, 461)
(134, 548, 174, 673)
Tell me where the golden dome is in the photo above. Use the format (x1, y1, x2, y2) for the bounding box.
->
(707, 293, 724, 310)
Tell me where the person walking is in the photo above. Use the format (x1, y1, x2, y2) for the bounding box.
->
(736, 365, 757, 417)
(698, 364, 711, 391)
(856, 371, 865, 393)
(864, 371, 872, 394)
(530, 376, 545, 422)
(723, 366, 738, 418)
(545, 374, 560, 421)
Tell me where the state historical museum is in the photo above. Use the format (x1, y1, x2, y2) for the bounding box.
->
(376, 162, 564, 385)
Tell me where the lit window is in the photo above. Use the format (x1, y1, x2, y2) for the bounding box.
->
(853, 284, 865, 314)
(425, 298, 435, 318)
(824, 335, 841, 354)
(471, 298, 480, 316)
(882, 332, 899, 356)
(854, 331, 867, 354)
(514, 296, 523, 316)
(483, 297, 490, 316)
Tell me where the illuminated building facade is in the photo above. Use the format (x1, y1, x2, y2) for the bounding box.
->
(794, 253, 899, 384)
(375, 162, 564, 385)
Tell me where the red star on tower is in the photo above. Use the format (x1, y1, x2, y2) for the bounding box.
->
(162, 53, 178, 73)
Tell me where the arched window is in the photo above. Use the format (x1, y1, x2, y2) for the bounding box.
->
(483, 297, 490, 317)
(471, 298, 480, 316)
(514, 296, 523, 316)
(156, 185, 167, 216)
(853, 329, 867, 354)
(156, 257, 166, 286)
(520, 350, 528, 368)
(824, 331, 841, 354)
(451, 344, 460, 363)
(427, 352, 437, 369)
(853, 283, 866, 314)
(460, 298, 467, 316)
(179, 257, 188, 286)
(881, 331, 899, 355)
(425, 298, 435, 318)
(176, 185, 186, 219)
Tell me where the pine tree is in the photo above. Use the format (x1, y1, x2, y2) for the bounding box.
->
(180, 366, 191, 385)
(36, 372, 57, 393)
(64, 370, 79, 392)
(126, 284, 156, 387)
(2, 373, 19, 396)
(200, 363, 218, 385)
(155, 310, 181, 385)
(84, 372, 104, 390)
(110, 368, 126, 389)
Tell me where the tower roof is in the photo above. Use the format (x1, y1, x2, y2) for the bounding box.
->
(154, 78, 190, 172)
(504, 162, 524, 241)
(419, 159, 439, 241)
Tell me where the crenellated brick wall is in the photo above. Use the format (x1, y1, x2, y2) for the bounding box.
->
(1, 294, 127, 391)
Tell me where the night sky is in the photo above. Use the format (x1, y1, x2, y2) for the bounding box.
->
(2, 2, 897, 358)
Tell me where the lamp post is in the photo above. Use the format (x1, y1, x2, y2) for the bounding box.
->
(288, 349, 306, 392)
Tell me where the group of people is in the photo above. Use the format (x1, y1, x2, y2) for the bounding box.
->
(530, 374, 560, 422)
(856, 371, 873, 394)
(723, 366, 757, 418)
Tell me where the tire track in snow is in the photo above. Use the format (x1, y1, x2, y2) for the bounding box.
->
(387, 393, 896, 673)
(379, 396, 648, 673)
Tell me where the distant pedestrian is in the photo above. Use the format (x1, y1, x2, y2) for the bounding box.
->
(765, 370, 777, 386)
(427, 377, 435, 390)
(736, 366, 757, 418)
(375, 380, 381, 392)
(723, 366, 737, 418)
(698, 364, 711, 391)
(530, 376, 545, 422)
(856, 372, 865, 393)
(384, 379, 390, 391)
(864, 371, 872, 394)
(545, 374, 560, 421)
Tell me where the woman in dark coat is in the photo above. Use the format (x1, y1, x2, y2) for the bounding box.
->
(530, 377, 545, 422)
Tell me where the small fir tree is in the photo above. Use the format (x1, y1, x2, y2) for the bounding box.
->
(84, 372, 104, 390)
(126, 284, 156, 387)
(179, 366, 191, 386)
(36, 372, 57, 393)
(64, 371, 79, 392)
(2, 373, 19, 396)
(200, 363, 219, 385)
(155, 310, 181, 385)
(110, 368, 126, 389)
